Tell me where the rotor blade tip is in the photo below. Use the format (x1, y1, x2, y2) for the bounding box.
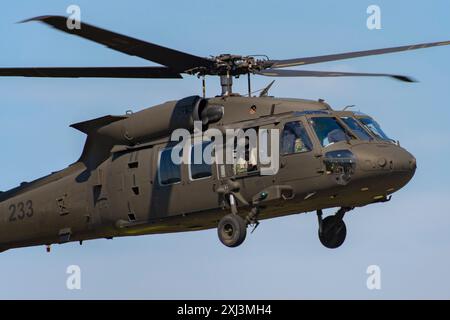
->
(18, 15, 59, 24)
(17, 17, 34, 24)
(393, 75, 417, 83)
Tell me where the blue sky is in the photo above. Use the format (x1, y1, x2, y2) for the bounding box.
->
(0, 0, 449, 299)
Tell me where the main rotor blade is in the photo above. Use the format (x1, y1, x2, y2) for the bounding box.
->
(268, 40, 450, 68)
(256, 69, 416, 82)
(0, 67, 182, 78)
(21, 15, 214, 72)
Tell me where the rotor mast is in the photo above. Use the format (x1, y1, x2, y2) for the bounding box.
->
(220, 74, 233, 96)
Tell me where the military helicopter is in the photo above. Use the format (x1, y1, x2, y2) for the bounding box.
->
(0, 15, 448, 253)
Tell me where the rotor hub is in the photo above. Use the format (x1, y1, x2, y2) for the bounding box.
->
(188, 54, 268, 78)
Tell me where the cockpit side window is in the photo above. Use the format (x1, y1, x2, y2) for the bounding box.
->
(340, 117, 372, 141)
(359, 117, 393, 141)
(310, 117, 351, 147)
(281, 121, 313, 155)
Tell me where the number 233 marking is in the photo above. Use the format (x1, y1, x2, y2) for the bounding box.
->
(8, 200, 34, 222)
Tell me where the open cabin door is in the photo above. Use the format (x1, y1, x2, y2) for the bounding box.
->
(213, 124, 278, 207)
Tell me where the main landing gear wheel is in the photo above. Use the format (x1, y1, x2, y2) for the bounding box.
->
(218, 214, 247, 248)
(317, 208, 352, 249)
(318, 216, 347, 249)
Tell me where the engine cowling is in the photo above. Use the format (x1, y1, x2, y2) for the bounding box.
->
(97, 95, 223, 145)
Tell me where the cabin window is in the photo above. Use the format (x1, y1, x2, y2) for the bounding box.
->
(158, 148, 181, 185)
(281, 121, 313, 155)
(190, 142, 213, 180)
(310, 117, 352, 147)
(340, 117, 372, 141)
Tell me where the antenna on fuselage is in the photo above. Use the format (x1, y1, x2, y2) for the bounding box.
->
(259, 80, 275, 97)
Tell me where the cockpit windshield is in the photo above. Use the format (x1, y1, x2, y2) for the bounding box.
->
(310, 117, 351, 147)
(340, 117, 372, 141)
(359, 117, 393, 141)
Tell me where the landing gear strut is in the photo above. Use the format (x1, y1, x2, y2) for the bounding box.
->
(217, 193, 250, 247)
(317, 207, 352, 249)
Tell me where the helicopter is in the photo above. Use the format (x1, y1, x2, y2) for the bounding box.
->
(0, 15, 448, 253)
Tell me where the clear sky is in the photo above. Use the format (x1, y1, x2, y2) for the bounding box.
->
(0, 0, 449, 299)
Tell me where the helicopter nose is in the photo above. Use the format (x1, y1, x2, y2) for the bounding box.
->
(379, 148, 416, 173)
(354, 143, 416, 192)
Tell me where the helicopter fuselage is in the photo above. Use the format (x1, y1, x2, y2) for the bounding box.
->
(0, 95, 416, 252)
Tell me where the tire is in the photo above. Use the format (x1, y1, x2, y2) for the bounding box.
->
(318, 215, 347, 249)
(217, 214, 247, 248)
